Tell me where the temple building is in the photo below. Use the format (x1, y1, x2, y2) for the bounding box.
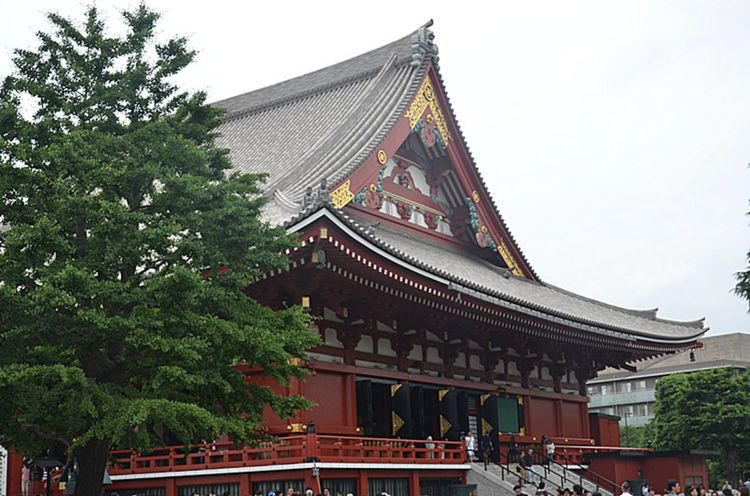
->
(5, 22, 709, 496)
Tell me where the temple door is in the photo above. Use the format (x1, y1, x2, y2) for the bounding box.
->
(438, 389, 460, 440)
(411, 386, 426, 439)
(497, 395, 524, 435)
(391, 383, 413, 438)
(356, 380, 374, 435)
(457, 391, 470, 435)
(480, 393, 501, 460)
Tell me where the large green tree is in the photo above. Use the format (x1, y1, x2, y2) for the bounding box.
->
(652, 368, 750, 484)
(0, 5, 318, 496)
(619, 422, 655, 448)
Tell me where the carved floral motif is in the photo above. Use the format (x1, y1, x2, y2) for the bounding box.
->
(405, 76, 451, 145)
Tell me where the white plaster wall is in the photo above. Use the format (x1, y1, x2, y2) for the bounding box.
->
(407, 165, 430, 195)
(426, 346, 441, 364)
(408, 344, 423, 361)
(306, 352, 343, 364)
(378, 338, 396, 357)
(469, 354, 483, 371)
(323, 308, 343, 322)
(507, 360, 519, 376)
(323, 328, 343, 349)
(540, 365, 553, 381)
(455, 352, 467, 368)
(356, 335, 374, 353)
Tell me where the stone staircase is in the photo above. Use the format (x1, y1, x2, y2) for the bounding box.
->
(469, 462, 614, 496)
(469, 462, 523, 496)
(536, 464, 615, 496)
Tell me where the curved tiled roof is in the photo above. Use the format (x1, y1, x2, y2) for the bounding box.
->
(214, 29, 428, 221)
(212, 24, 707, 343)
(359, 219, 706, 342)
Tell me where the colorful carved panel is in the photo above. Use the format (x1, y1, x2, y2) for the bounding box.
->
(405, 76, 451, 148)
(352, 154, 455, 237)
(466, 197, 523, 276)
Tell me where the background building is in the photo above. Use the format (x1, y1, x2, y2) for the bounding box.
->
(0, 446, 6, 496)
(588, 332, 750, 426)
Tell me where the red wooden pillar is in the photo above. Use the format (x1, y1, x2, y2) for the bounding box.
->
(166, 478, 177, 496)
(554, 399, 563, 436)
(7, 449, 23, 496)
(344, 374, 357, 431)
(303, 470, 317, 493)
(358, 470, 369, 496)
(240, 474, 251, 496)
(304, 432, 320, 493)
(409, 471, 420, 496)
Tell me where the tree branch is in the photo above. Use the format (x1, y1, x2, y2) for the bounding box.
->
(19, 423, 70, 448)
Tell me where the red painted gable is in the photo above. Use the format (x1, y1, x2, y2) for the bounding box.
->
(328, 65, 537, 280)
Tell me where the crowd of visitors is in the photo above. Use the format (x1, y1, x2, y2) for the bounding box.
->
(254, 487, 354, 496)
(509, 478, 750, 496)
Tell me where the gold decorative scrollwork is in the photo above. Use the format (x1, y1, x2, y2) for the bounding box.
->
(498, 240, 523, 277)
(329, 180, 354, 209)
(405, 76, 451, 145)
(471, 190, 480, 204)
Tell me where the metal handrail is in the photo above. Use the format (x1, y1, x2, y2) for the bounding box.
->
(554, 452, 619, 495)
(496, 450, 564, 491)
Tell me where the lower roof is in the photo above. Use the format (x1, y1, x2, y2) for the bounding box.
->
(290, 207, 706, 345)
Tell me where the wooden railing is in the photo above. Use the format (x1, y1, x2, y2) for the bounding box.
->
(108, 434, 467, 475)
(316, 435, 465, 464)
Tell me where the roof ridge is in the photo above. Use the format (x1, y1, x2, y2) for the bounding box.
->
(212, 30, 421, 118)
(222, 69, 381, 123)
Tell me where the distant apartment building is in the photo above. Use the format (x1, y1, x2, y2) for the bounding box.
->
(588, 332, 750, 426)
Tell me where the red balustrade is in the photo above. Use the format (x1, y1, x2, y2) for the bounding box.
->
(316, 435, 465, 464)
(108, 434, 467, 475)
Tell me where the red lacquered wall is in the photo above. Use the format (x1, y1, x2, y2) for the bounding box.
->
(589, 413, 622, 447)
(560, 402, 584, 438)
(246, 367, 358, 435)
(528, 398, 557, 437)
(589, 453, 710, 494)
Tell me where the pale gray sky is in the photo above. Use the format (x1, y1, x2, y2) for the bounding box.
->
(2, 1, 749, 335)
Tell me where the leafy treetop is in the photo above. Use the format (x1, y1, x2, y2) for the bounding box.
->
(0, 2, 318, 475)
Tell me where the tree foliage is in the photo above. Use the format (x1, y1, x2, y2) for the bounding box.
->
(652, 368, 750, 484)
(619, 422, 654, 448)
(0, 5, 319, 495)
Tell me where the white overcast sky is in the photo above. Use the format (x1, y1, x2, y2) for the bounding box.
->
(3, 1, 749, 336)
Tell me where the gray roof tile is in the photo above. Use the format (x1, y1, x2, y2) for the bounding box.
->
(360, 220, 705, 341)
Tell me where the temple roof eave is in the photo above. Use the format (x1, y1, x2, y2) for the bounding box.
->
(287, 206, 707, 347)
